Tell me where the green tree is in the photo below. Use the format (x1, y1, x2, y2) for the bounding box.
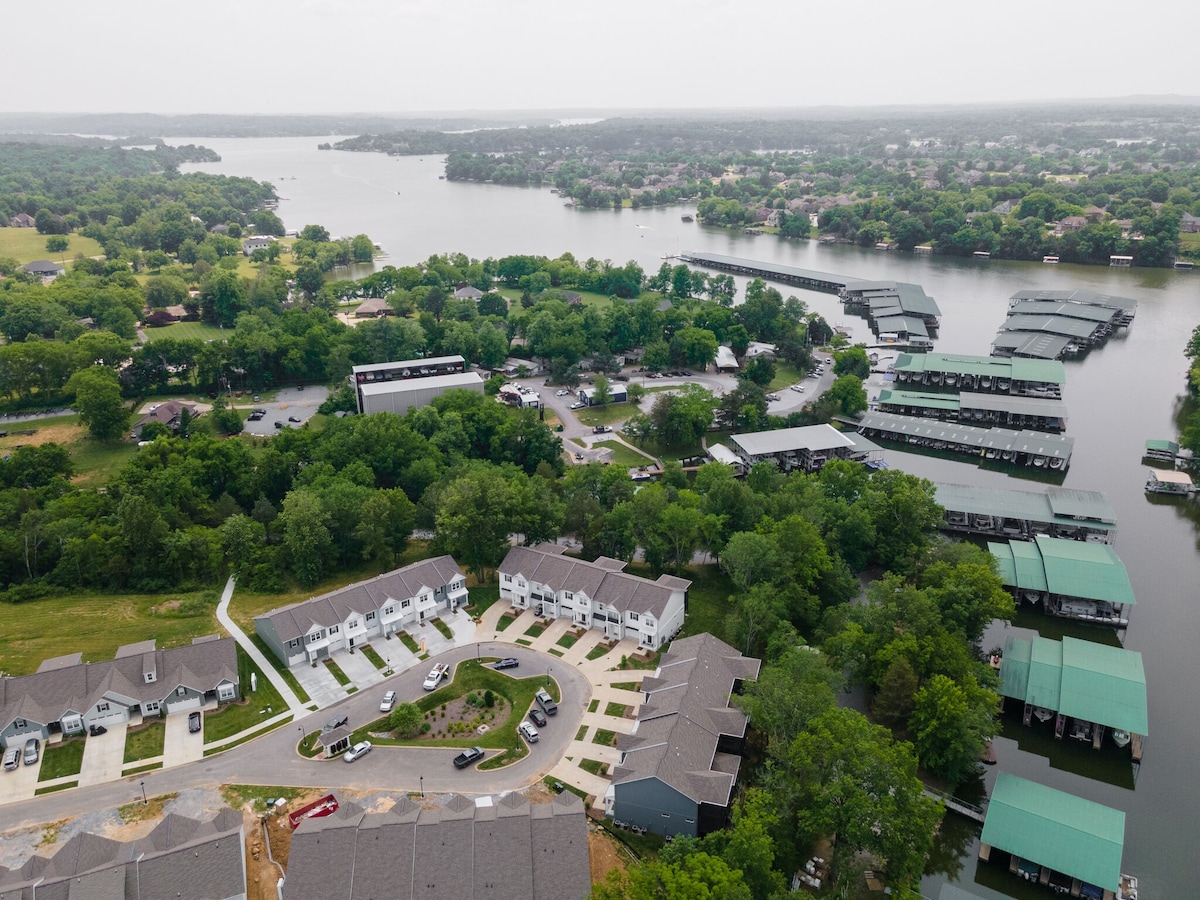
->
(219, 514, 265, 577)
(279, 490, 333, 587)
(871, 656, 919, 735)
(592, 373, 612, 405)
(351, 234, 375, 263)
(593, 852, 751, 900)
(46, 235, 70, 254)
(909, 673, 998, 785)
(69, 366, 130, 440)
(388, 701, 422, 737)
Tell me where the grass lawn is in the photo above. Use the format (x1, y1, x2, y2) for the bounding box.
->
(0, 592, 220, 677)
(604, 702, 628, 718)
(547, 647, 564, 657)
(431, 618, 454, 640)
(575, 404, 635, 428)
(35, 782, 77, 796)
(221, 783, 307, 812)
(360, 645, 386, 671)
(592, 729, 618, 747)
(586, 643, 612, 661)
(0, 413, 138, 490)
(323, 658, 351, 686)
(349, 660, 554, 768)
(203, 648, 288, 742)
(673, 562, 735, 644)
(610, 682, 640, 691)
(496, 614, 516, 632)
(767, 361, 807, 392)
(543, 776, 589, 802)
(38, 738, 85, 781)
(247, 634, 310, 704)
(124, 762, 162, 776)
(576, 725, 588, 741)
(598, 818, 666, 859)
(397, 631, 421, 654)
(142, 321, 228, 343)
(556, 633, 578, 649)
(0, 229, 104, 265)
(515, 638, 533, 646)
(524, 623, 546, 638)
(591, 440, 655, 467)
(588, 699, 599, 713)
(578, 758, 606, 776)
(124, 721, 166, 764)
(465, 583, 501, 617)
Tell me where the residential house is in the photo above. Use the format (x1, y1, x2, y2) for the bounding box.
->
(1055, 215, 1088, 234)
(9, 212, 35, 228)
(610, 633, 760, 837)
(21, 260, 64, 281)
(284, 791, 591, 900)
(131, 400, 200, 438)
(352, 297, 394, 318)
(1181, 212, 1200, 234)
(498, 543, 689, 649)
(743, 341, 777, 361)
(242, 236, 274, 256)
(0, 808, 245, 900)
(254, 556, 468, 668)
(0, 637, 240, 749)
(453, 285, 484, 300)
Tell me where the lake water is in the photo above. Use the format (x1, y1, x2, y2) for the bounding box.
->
(184, 138, 1200, 898)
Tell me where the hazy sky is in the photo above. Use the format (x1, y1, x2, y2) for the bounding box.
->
(8, 0, 1195, 115)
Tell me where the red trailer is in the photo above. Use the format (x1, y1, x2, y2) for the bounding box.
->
(287, 793, 339, 829)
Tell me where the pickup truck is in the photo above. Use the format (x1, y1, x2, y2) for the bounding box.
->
(422, 663, 450, 691)
(535, 687, 558, 716)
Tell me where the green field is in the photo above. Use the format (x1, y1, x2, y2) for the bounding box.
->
(142, 321, 228, 343)
(0, 229, 105, 265)
(0, 413, 138, 489)
(575, 403, 636, 428)
(38, 738, 86, 781)
(203, 648, 288, 742)
(0, 592, 221, 676)
(590, 440, 653, 467)
(124, 721, 165, 763)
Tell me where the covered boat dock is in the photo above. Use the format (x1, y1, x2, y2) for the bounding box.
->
(1009, 288, 1137, 327)
(988, 534, 1136, 627)
(998, 634, 1147, 754)
(728, 424, 881, 473)
(1145, 468, 1194, 496)
(679, 252, 850, 293)
(979, 773, 1126, 899)
(934, 483, 1116, 543)
(876, 389, 1066, 432)
(892, 352, 1065, 397)
(856, 411, 1074, 471)
(990, 330, 1075, 361)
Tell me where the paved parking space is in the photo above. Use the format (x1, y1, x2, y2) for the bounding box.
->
(0, 745, 44, 803)
(239, 385, 329, 437)
(337, 646, 386, 688)
(291, 660, 349, 709)
(162, 709, 205, 768)
(77, 722, 128, 788)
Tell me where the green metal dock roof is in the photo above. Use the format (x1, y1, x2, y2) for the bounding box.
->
(981, 773, 1125, 890)
(858, 412, 1075, 461)
(999, 635, 1148, 734)
(878, 389, 960, 411)
(874, 314, 930, 337)
(1036, 535, 1136, 605)
(1010, 288, 1137, 317)
(1145, 438, 1179, 455)
(894, 352, 1066, 384)
(959, 392, 1067, 419)
(935, 483, 1116, 529)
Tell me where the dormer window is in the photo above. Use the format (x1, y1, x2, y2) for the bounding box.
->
(144, 671, 156, 683)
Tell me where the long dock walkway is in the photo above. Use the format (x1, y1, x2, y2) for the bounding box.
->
(680, 251, 851, 293)
(924, 786, 987, 823)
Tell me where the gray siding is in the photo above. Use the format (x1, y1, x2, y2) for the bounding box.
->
(613, 777, 700, 838)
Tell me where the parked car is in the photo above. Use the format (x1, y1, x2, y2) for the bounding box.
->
(790, 384, 805, 393)
(288, 415, 302, 423)
(343, 740, 372, 763)
(518, 721, 540, 743)
(766, 394, 781, 402)
(253, 395, 261, 402)
(570, 402, 585, 410)
(492, 658, 520, 670)
(535, 688, 558, 716)
(3, 747, 19, 771)
(23, 738, 39, 766)
(423, 662, 450, 691)
(528, 708, 547, 727)
(88, 723, 107, 736)
(555, 389, 570, 396)
(247, 413, 263, 422)
(274, 421, 284, 429)
(379, 690, 397, 713)
(575, 452, 584, 460)
(188, 711, 201, 733)
(593, 425, 612, 434)
(453, 746, 485, 769)
(613, 375, 629, 382)
(323, 714, 349, 732)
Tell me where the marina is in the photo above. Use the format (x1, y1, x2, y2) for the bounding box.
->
(678, 250, 850, 293)
(875, 389, 1067, 433)
(1144, 469, 1194, 496)
(933, 483, 1117, 544)
(892, 353, 1065, 397)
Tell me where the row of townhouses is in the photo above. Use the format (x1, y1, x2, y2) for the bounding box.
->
(0, 637, 240, 751)
(498, 544, 690, 650)
(254, 556, 468, 668)
(610, 633, 761, 838)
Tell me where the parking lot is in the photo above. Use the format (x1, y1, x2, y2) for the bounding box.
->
(239, 385, 329, 436)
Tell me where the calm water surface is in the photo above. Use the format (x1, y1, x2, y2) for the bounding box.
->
(185, 139, 1200, 898)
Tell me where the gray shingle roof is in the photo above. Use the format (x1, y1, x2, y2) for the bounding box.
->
(0, 638, 237, 732)
(286, 792, 590, 900)
(257, 556, 465, 643)
(613, 633, 759, 806)
(499, 546, 690, 619)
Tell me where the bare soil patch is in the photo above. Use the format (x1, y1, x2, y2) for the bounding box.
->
(588, 827, 628, 884)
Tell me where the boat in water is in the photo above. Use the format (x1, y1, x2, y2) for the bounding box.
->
(1112, 729, 1131, 748)
(1033, 707, 1054, 723)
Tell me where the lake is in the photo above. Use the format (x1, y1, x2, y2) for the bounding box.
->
(184, 138, 1200, 898)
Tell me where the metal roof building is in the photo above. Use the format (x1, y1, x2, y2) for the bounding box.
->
(893, 352, 1065, 388)
(680, 252, 850, 293)
(730, 425, 865, 473)
(989, 535, 1135, 605)
(998, 635, 1148, 737)
(857, 411, 1074, 469)
(934, 483, 1116, 542)
(990, 330, 1074, 361)
(876, 390, 1067, 431)
(979, 773, 1125, 893)
(1009, 288, 1137, 325)
(358, 371, 485, 416)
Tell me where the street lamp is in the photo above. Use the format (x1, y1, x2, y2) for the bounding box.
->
(139, 780, 147, 805)
(419, 776, 424, 798)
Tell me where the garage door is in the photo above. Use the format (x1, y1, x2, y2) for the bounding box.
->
(4, 730, 41, 749)
(91, 707, 130, 726)
(166, 696, 202, 714)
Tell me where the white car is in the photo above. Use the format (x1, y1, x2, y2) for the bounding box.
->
(423, 663, 450, 691)
(518, 721, 540, 744)
(790, 384, 806, 393)
(343, 740, 372, 763)
(570, 402, 585, 410)
(766, 394, 781, 402)
(555, 389, 570, 396)
(379, 690, 396, 713)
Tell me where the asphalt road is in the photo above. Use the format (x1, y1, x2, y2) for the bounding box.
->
(1, 644, 591, 830)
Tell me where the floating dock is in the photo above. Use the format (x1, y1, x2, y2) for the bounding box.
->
(1145, 469, 1194, 496)
(679, 251, 850, 293)
(934, 482, 1116, 544)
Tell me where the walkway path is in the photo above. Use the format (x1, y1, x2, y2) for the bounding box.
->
(215, 576, 306, 715)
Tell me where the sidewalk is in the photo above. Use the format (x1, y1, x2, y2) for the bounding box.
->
(215, 576, 306, 715)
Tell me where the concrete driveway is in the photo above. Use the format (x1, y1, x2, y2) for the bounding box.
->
(77, 723, 128, 788)
(163, 710, 205, 768)
(0, 745, 43, 803)
(291, 659, 349, 709)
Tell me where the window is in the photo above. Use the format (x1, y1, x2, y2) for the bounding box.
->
(144, 701, 159, 712)
(309, 632, 322, 643)
(401, 599, 411, 609)
(97, 703, 110, 713)
(144, 671, 156, 683)
(348, 620, 359, 630)
(628, 612, 639, 622)
(15, 718, 25, 729)
(176, 687, 185, 696)
(502, 574, 511, 582)
(564, 591, 573, 600)
(384, 606, 394, 616)
(218, 684, 236, 701)
(366, 611, 376, 622)
(329, 625, 340, 635)
(288, 638, 301, 649)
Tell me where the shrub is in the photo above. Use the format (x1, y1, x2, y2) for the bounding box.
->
(484, 690, 495, 708)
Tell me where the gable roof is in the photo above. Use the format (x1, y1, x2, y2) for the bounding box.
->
(0, 638, 237, 731)
(499, 545, 689, 619)
(981, 773, 1124, 890)
(256, 556, 465, 643)
(285, 792, 589, 900)
(613, 633, 759, 807)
